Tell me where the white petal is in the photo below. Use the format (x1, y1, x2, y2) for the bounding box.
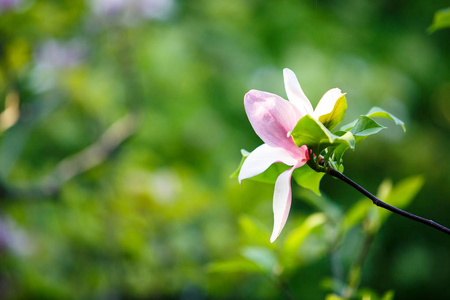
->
(283, 68, 313, 115)
(270, 167, 294, 243)
(238, 144, 297, 183)
(312, 88, 343, 119)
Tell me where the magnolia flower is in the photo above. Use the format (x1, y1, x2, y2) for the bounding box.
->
(239, 68, 344, 242)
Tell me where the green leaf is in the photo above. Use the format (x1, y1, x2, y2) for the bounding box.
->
(318, 93, 347, 130)
(341, 107, 405, 132)
(347, 115, 386, 145)
(292, 164, 325, 195)
(291, 115, 355, 154)
(283, 213, 326, 258)
(330, 131, 356, 164)
(366, 107, 406, 132)
(428, 7, 450, 33)
(230, 149, 290, 184)
(350, 116, 386, 137)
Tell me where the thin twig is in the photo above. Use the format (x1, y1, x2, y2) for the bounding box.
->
(326, 166, 450, 235)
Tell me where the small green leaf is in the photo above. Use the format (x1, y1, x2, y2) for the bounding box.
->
(292, 164, 325, 195)
(331, 131, 355, 164)
(366, 107, 406, 132)
(341, 107, 405, 132)
(318, 93, 347, 130)
(350, 116, 386, 137)
(291, 115, 355, 154)
(428, 7, 450, 33)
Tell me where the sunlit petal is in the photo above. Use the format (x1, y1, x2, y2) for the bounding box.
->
(283, 68, 313, 115)
(312, 88, 343, 118)
(270, 167, 294, 243)
(238, 144, 297, 183)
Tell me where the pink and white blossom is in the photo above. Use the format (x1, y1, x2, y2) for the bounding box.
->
(239, 68, 344, 242)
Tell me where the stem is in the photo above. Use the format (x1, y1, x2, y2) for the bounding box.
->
(326, 166, 450, 235)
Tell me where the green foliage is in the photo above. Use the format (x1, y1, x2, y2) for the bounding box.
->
(429, 7, 450, 32)
(0, 0, 448, 299)
(291, 114, 355, 155)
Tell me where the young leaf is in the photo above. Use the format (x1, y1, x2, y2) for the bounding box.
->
(428, 7, 450, 33)
(365, 107, 406, 132)
(346, 115, 386, 145)
(291, 115, 355, 154)
(318, 93, 347, 130)
(292, 164, 325, 196)
(341, 107, 405, 132)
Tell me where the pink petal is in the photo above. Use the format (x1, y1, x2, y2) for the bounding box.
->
(270, 167, 295, 243)
(283, 68, 313, 115)
(312, 88, 343, 119)
(238, 144, 298, 183)
(244, 90, 301, 150)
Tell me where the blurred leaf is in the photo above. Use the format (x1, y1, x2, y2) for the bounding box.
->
(283, 213, 326, 258)
(241, 246, 278, 274)
(292, 164, 325, 195)
(342, 199, 371, 232)
(318, 93, 347, 130)
(291, 115, 355, 154)
(381, 290, 395, 300)
(238, 215, 272, 247)
(325, 294, 346, 300)
(377, 175, 424, 224)
(428, 7, 450, 33)
(298, 190, 343, 222)
(207, 259, 261, 274)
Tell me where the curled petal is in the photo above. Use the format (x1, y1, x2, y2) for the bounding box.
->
(238, 144, 298, 183)
(270, 167, 295, 243)
(312, 88, 343, 119)
(283, 68, 313, 115)
(244, 90, 301, 149)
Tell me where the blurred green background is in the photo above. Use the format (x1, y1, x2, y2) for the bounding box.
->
(0, 0, 449, 299)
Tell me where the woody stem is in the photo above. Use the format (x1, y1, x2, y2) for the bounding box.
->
(326, 166, 450, 235)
